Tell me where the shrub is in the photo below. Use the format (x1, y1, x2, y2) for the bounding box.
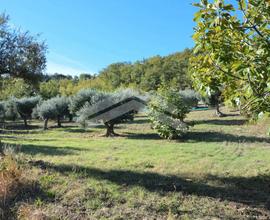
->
(148, 89, 189, 139)
(0, 143, 41, 219)
(179, 89, 200, 108)
(77, 89, 142, 136)
(3, 99, 18, 121)
(15, 96, 41, 127)
(0, 143, 22, 217)
(36, 96, 70, 130)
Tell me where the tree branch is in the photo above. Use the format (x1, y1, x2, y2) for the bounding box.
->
(208, 54, 245, 81)
(237, 0, 270, 46)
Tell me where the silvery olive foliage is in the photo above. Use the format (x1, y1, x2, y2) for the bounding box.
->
(69, 89, 103, 114)
(77, 89, 142, 137)
(15, 96, 41, 127)
(36, 96, 70, 129)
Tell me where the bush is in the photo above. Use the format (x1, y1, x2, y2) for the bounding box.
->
(36, 96, 70, 130)
(179, 89, 200, 108)
(3, 99, 18, 121)
(148, 89, 189, 139)
(77, 89, 142, 136)
(15, 96, 41, 127)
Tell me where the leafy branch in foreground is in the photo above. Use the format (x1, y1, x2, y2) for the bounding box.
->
(190, 0, 270, 119)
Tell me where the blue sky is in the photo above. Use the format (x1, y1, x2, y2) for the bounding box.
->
(1, 0, 197, 75)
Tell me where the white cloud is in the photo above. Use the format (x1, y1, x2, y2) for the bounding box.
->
(49, 51, 90, 70)
(46, 61, 93, 76)
(46, 51, 94, 76)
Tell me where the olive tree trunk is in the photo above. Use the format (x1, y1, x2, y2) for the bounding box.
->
(23, 118, 28, 128)
(43, 118, 49, 130)
(57, 116, 62, 127)
(104, 122, 118, 137)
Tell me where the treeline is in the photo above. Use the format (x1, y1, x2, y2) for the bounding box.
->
(0, 88, 200, 138)
(98, 49, 192, 91)
(0, 49, 192, 100)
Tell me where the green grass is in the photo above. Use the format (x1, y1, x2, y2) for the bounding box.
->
(1, 108, 270, 219)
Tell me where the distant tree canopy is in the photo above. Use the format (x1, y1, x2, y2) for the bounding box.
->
(190, 0, 270, 118)
(0, 78, 36, 100)
(0, 48, 193, 101)
(79, 73, 94, 81)
(39, 80, 61, 99)
(99, 49, 193, 91)
(0, 14, 46, 82)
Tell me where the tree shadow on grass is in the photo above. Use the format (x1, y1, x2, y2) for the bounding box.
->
(127, 118, 150, 125)
(30, 161, 270, 211)
(63, 128, 91, 133)
(193, 119, 248, 126)
(184, 131, 270, 144)
(0, 135, 22, 140)
(0, 123, 41, 135)
(121, 130, 270, 143)
(1, 122, 40, 130)
(4, 144, 90, 156)
(122, 132, 161, 140)
(0, 128, 42, 135)
(0, 135, 57, 143)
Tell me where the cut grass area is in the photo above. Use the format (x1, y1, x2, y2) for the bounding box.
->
(0, 108, 270, 219)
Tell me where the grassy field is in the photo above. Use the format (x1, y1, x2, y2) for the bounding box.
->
(1, 108, 270, 219)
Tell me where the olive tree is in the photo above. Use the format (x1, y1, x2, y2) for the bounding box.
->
(15, 96, 41, 127)
(69, 89, 101, 114)
(77, 89, 141, 137)
(37, 96, 70, 130)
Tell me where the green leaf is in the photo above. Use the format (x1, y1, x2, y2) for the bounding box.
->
(223, 4, 234, 11)
(194, 11, 203, 22)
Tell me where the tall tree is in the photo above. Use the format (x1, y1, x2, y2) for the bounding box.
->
(0, 13, 46, 82)
(190, 0, 270, 118)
